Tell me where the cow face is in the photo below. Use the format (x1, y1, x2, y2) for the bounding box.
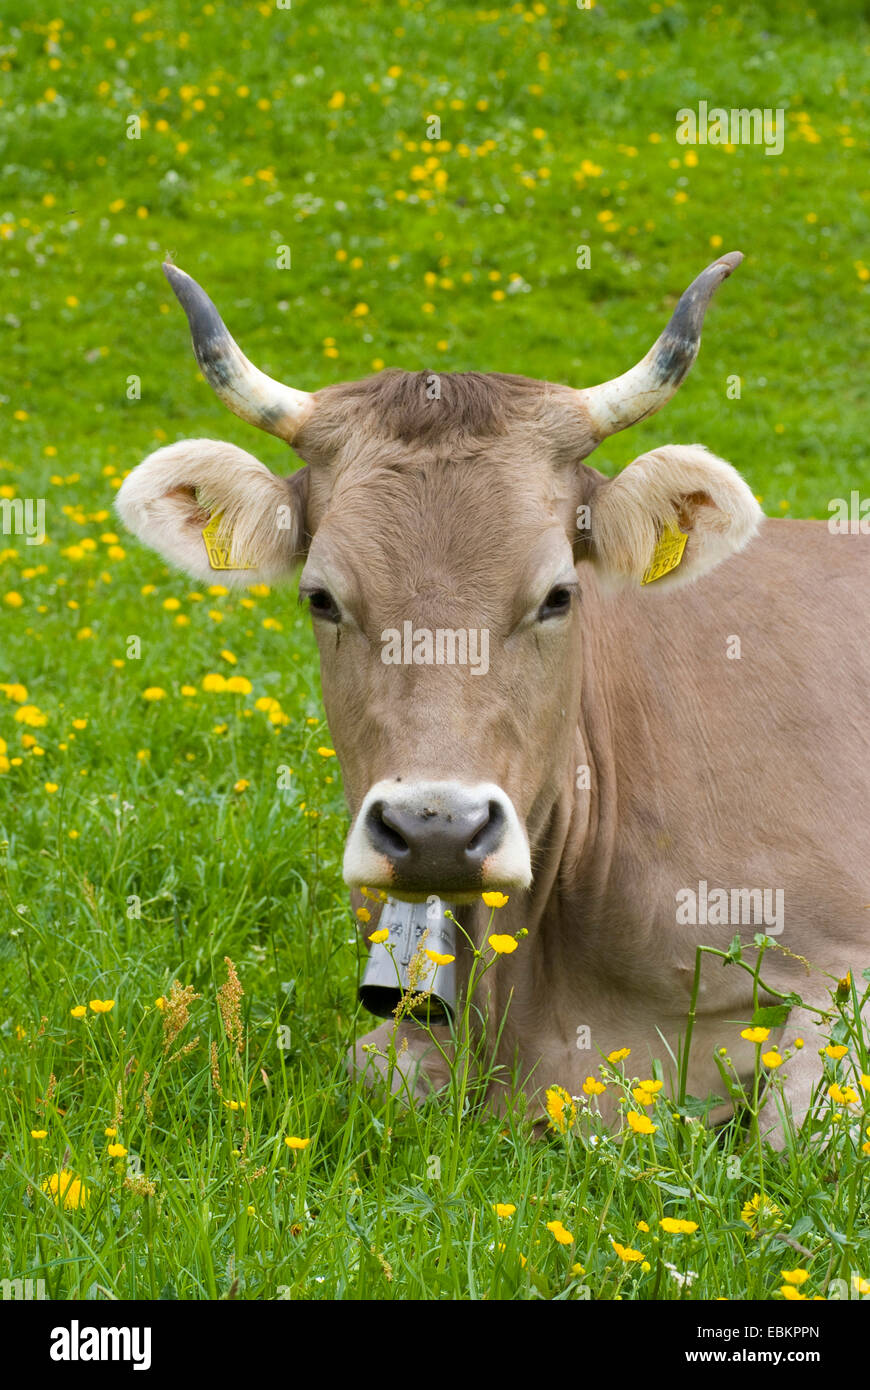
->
(117, 258, 761, 902)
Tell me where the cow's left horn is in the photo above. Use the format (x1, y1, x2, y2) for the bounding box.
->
(576, 252, 742, 440)
(162, 261, 313, 442)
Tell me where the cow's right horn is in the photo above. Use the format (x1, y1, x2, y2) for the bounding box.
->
(575, 252, 743, 441)
(163, 261, 313, 442)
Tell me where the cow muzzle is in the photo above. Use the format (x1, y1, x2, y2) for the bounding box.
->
(343, 779, 531, 903)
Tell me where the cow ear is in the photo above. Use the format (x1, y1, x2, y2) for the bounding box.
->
(587, 444, 762, 591)
(116, 439, 308, 586)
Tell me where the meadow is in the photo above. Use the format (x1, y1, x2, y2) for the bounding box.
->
(0, 0, 868, 1302)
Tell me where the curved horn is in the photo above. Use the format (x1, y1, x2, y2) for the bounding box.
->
(163, 261, 313, 442)
(576, 251, 742, 441)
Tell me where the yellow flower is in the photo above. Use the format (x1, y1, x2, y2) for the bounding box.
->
(611, 1239, 644, 1263)
(44, 782, 58, 794)
(607, 1048, 630, 1064)
(482, 891, 509, 908)
(154, 997, 165, 1010)
(202, 673, 228, 692)
(70, 1005, 87, 1018)
(636, 1220, 650, 1233)
(425, 949, 455, 966)
(582, 1076, 606, 1096)
(104, 1127, 117, 1137)
(317, 746, 336, 758)
(284, 1136, 311, 1150)
(14, 705, 48, 727)
(828, 1083, 859, 1105)
(223, 1099, 246, 1111)
(740, 1192, 781, 1233)
(107, 1143, 128, 1157)
(627, 1111, 657, 1135)
(233, 779, 250, 793)
(545, 1085, 576, 1134)
(4, 591, 23, 607)
(660, 1217, 698, 1234)
(368, 928, 389, 944)
(740, 1027, 770, 1043)
(31, 1129, 48, 1140)
(781, 1285, 807, 1300)
(632, 1081, 662, 1105)
(547, 1220, 574, 1245)
(181, 685, 197, 697)
(143, 687, 165, 701)
(781, 1268, 809, 1285)
(762, 1050, 783, 1067)
(488, 934, 518, 955)
(860, 1074, 870, 1092)
(355, 907, 371, 923)
(42, 1170, 89, 1209)
(493, 1203, 516, 1218)
(853, 1275, 870, 1297)
(327, 90, 346, 109)
(89, 999, 115, 1013)
(571, 1262, 585, 1276)
(824, 1044, 848, 1060)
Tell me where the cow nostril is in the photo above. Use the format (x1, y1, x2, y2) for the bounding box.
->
(467, 800, 505, 858)
(368, 801, 410, 858)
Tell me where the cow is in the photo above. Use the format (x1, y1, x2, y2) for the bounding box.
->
(117, 253, 869, 1144)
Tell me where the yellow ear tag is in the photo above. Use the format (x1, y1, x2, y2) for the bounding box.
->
(201, 511, 255, 572)
(641, 520, 688, 586)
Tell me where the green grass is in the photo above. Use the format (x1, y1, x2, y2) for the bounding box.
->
(1, 0, 868, 1301)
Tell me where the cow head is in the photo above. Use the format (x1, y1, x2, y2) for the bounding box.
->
(117, 255, 761, 903)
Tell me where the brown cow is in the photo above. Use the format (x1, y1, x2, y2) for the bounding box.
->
(117, 254, 870, 1143)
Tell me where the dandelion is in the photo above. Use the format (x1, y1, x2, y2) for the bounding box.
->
(225, 676, 252, 694)
(545, 1085, 576, 1134)
(42, 1171, 89, 1209)
(317, 747, 336, 758)
(740, 1192, 782, 1234)
(368, 928, 389, 944)
(660, 1217, 698, 1234)
(627, 1111, 657, 1135)
(285, 1136, 311, 1150)
(202, 673, 228, 692)
(611, 1239, 644, 1263)
(493, 1203, 516, 1218)
(740, 1027, 770, 1043)
(425, 949, 455, 966)
(142, 687, 165, 701)
(488, 934, 518, 955)
(89, 999, 115, 1013)
(547, 1220, 574, 1246)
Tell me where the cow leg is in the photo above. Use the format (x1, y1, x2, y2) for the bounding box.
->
(349, 1019, 455, 1105)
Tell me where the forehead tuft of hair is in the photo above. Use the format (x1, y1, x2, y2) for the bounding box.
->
(307, 369, 550, 447)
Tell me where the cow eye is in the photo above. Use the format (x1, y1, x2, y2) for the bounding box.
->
(305, 588, 341, 623)
(538, 585, 574, 621)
